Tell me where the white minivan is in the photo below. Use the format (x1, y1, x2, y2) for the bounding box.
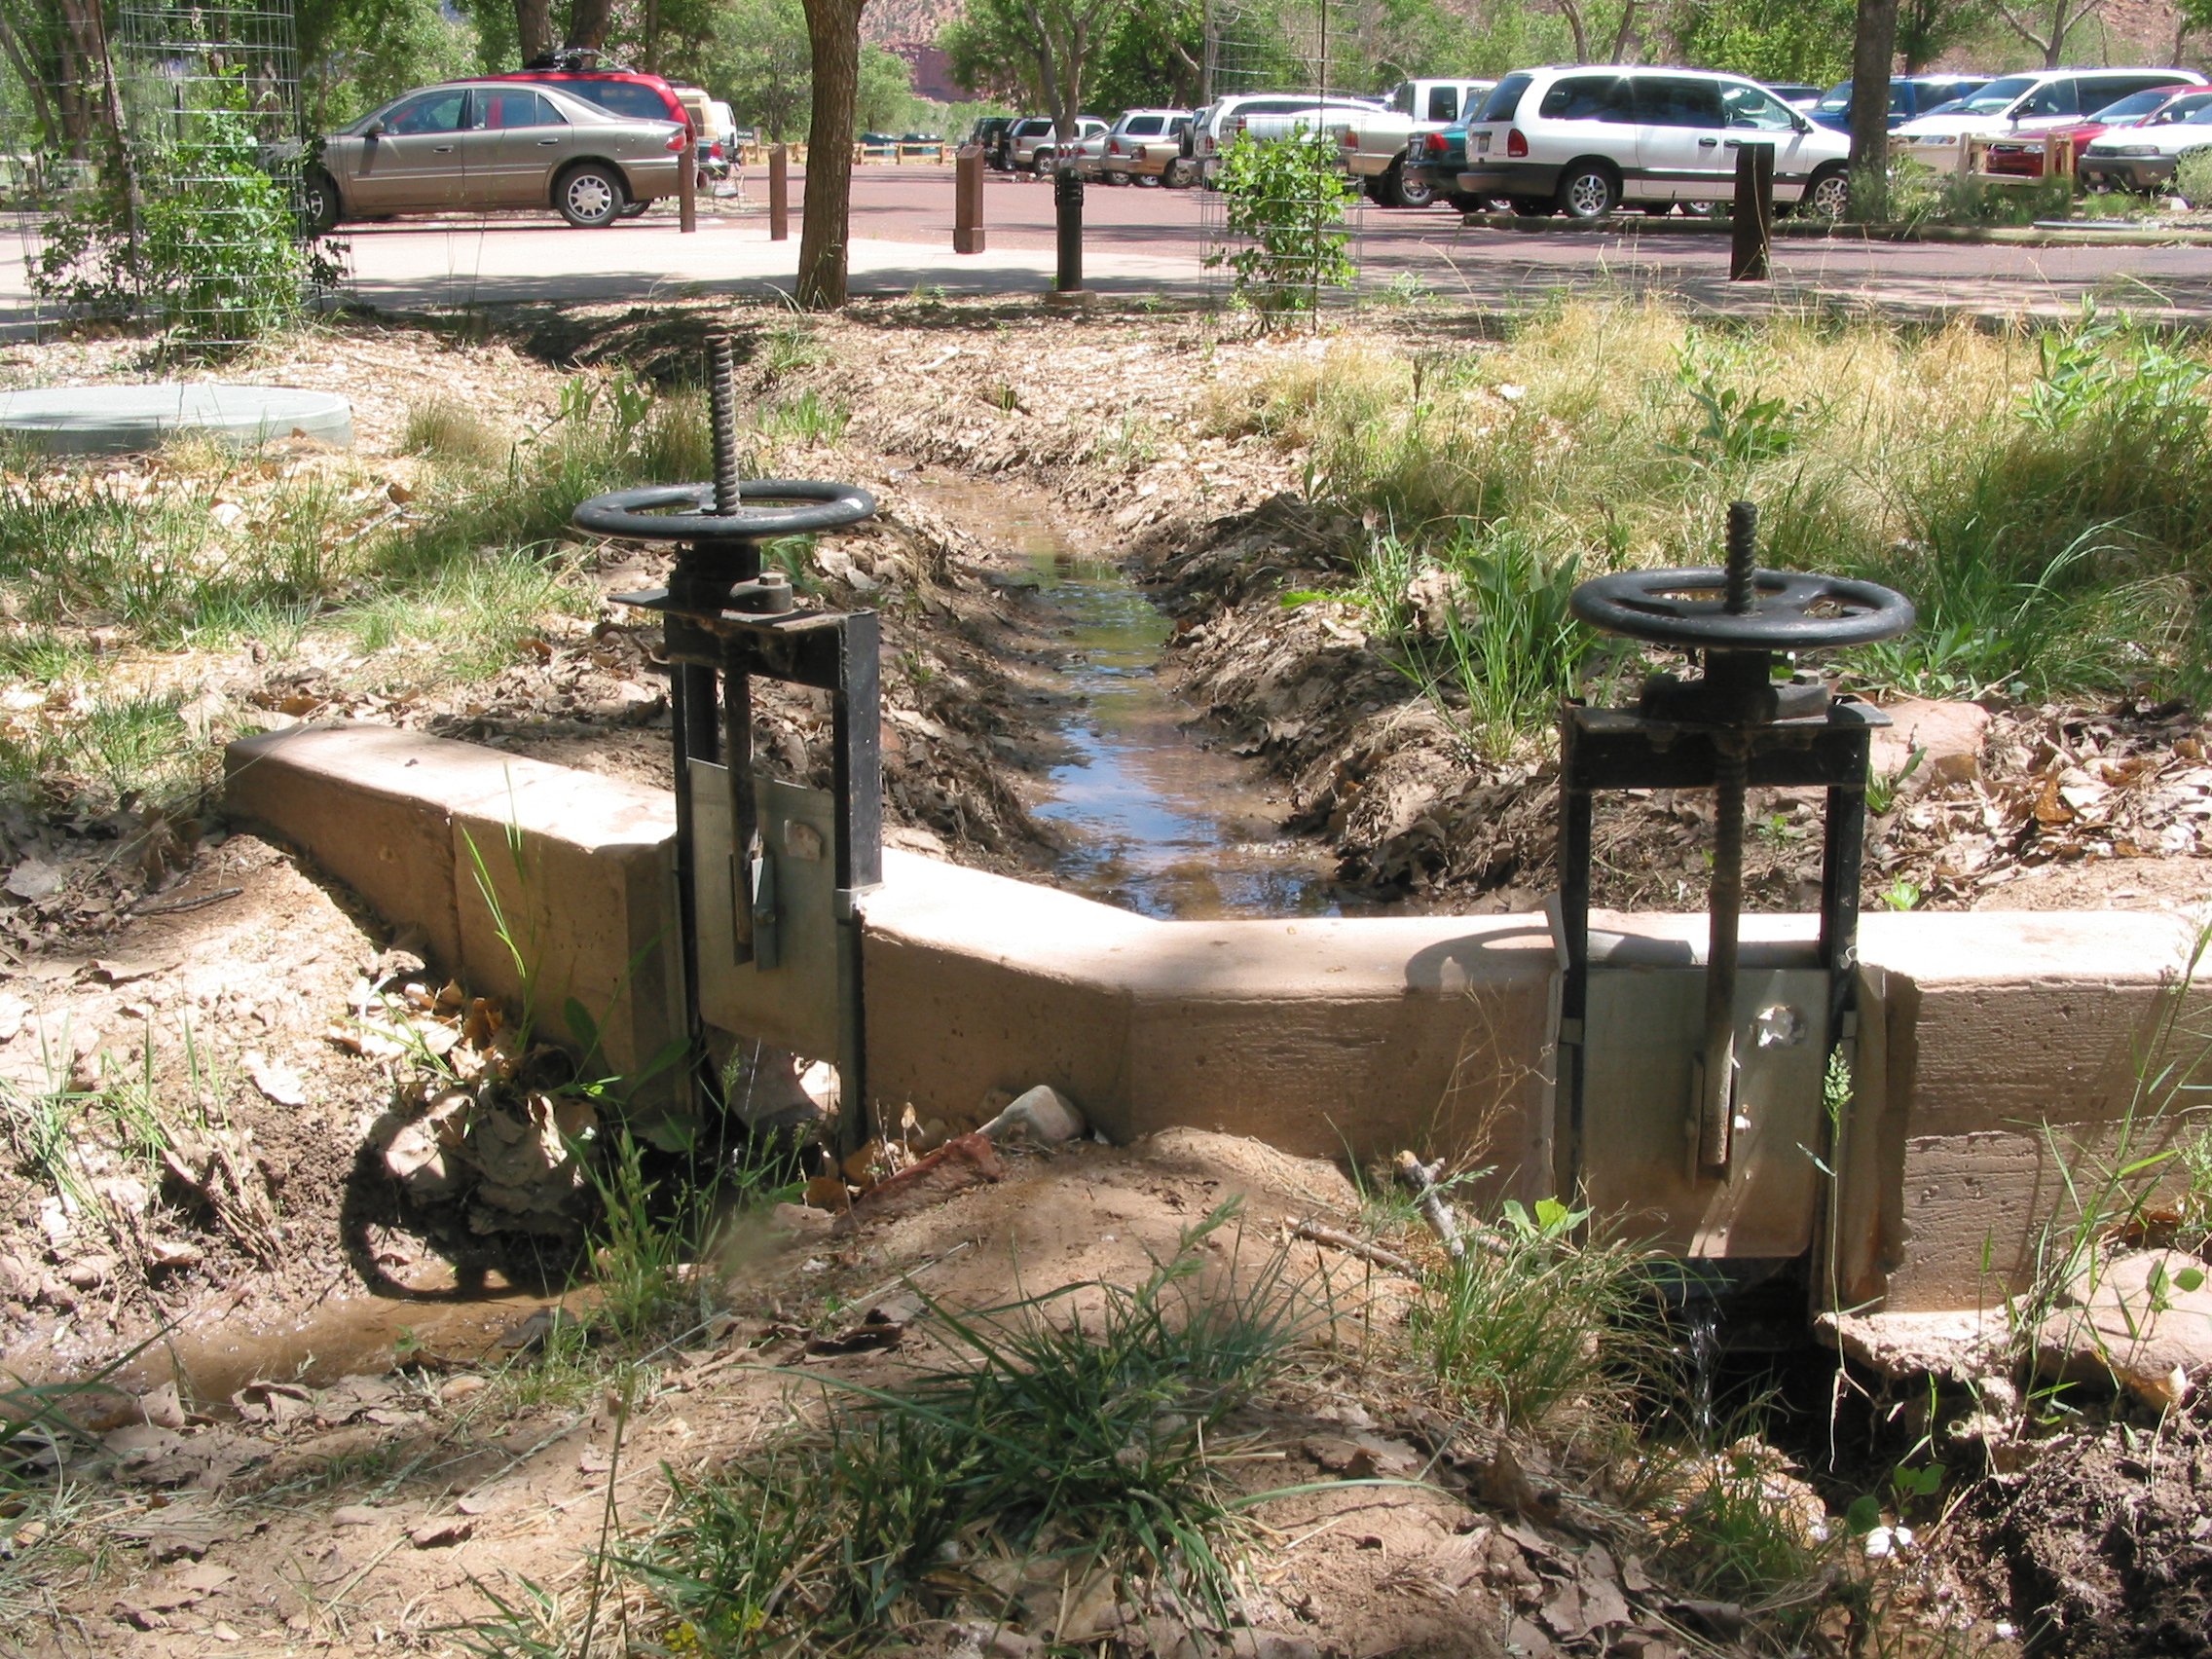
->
(1892, 66, 2205, 167)
(1456, 66, 1853, 218)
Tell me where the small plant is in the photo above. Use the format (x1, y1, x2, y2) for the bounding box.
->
(1877, 878, 1923, 911)
(1667, 341, 1813, 475)
(755, 389, 850, 447)
(1864, 747, 1925, 815)
(33, 70, 326, 347)
(1205, 129, 1359, 322)
(2173, 146, 2212, 207)
(403, 399, 511, 468)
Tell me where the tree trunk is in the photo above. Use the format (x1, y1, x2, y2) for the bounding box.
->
(798, 0, 866, 310)
(513, 0, 552, 61)
(566, 0, 615, 51)
(1608, 0, 1640, 61)
(1846, 0, 1899, 222)
(1559, 0, 1590, 62)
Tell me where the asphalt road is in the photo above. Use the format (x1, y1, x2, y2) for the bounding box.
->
(6, 164, 2210, 325)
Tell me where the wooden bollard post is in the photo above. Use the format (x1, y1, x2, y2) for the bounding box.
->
(1727, 140, 1773, 282)
(679, 137, 697, 233)
(768, 142, 789, 241)
(954, 144, 984, 254)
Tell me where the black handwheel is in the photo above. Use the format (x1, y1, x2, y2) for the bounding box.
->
(1568, 567, 1914, 650)
(573, 479, 878, 542)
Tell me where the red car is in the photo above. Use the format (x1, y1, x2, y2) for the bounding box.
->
(465, 55, 694, 137)
(1984, 83, 2202, 176)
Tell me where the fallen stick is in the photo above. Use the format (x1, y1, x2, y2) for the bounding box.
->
(1293, 1219, 1419, 1277)
(1394, 1151, 1465, 1261)
(131, 885, 243, 917)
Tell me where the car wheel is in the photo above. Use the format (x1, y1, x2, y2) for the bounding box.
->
(1032, 147, 1055, 173)
(1387, 162, 1435, 208)
(1506, 195, 1552, 217)
(1802, 165, 1851, 219)
(300, 168, 341, 236)
(1555, 163, 1619, 219)
(557, 163, 627, 227)
(1105, 169, 1132, 186)
(619, 199, 649, 219)
(1162, 158, 1196, 188)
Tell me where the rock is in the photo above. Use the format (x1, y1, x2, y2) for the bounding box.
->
(242, 1051, 311, 1108)
(977, 1085, 1085, 1145)
(143, 1237, 203, 1270)
(135, 1382, 188, 1431)
(2035, 1248, 2212, 1409)
(409, 1516, 473, 1549)
(833, 1132, 1004, 1232)
(771, 1201, 834, 1237)
(1817, 1308, 2009, 1383)
(62, 1255, 113, 1291)
(331, 1505, 381, 1527)
(1870, 698, 1990, 789)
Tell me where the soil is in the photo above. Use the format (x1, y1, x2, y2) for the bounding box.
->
(0, 298, 2203, 1655)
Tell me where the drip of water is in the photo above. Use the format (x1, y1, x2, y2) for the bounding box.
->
(1685, 1300, 1720, 1446)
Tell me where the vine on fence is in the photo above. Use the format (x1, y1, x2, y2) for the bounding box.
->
(32, 71, 333, 349)
(1205, 129, 1357, 322)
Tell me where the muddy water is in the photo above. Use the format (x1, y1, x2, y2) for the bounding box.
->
(911, 481, 1345, 919)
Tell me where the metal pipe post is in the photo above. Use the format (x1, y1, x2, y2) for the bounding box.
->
(1053, 166, 1084, 292)
(1698, 500, 1760, 1171)
(768, 142, 789, 241)
(1728, 141, 1773, 281)
(680, 137, 697, 232)
(954, 144, 985, 254)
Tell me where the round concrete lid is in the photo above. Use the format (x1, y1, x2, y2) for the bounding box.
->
(0, 384, 354, 455)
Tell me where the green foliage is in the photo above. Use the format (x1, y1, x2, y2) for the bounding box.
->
(1413, 1213, 1654, 1430)
(1206, 131, 1358, 320)
(296, 0, 477, 130)
(704, 0, 916, 143)
(1659, 1445, 1832, 1618)
(1677, 0, 1857, 84)
(31, 71, 320, 348)
(631, 1202, 1306, 1651)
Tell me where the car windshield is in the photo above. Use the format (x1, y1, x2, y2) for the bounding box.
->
(2148, 92, 2212, 124)
(2183, 101, 2212, 124)
(1816, 82, 1853, 112)
(1124, 116, 1162, 135)
(2087, 88, 2181, 121)
(1952, 76, 2037, 115)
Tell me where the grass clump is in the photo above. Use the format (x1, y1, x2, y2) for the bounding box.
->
(1411, 1197, 1658, 1432)
(630, 1201, 1304, 1653)
(1224, 298, 2212, 730)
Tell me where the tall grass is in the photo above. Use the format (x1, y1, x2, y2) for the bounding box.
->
(1214, 299, 2212, 722)
(0, 373, 710, 808)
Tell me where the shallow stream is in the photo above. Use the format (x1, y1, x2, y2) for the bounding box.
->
(909, 481, 1346, 920)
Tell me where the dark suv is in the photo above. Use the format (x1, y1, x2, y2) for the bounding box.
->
(1807, 74, 1990, 132)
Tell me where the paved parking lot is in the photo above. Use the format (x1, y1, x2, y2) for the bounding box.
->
(7, 164, 2212, 325)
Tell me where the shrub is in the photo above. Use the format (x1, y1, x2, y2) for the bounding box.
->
(1205, 130, 1359, 321)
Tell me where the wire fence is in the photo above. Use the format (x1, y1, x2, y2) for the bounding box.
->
(1195, 0, 1374, 315)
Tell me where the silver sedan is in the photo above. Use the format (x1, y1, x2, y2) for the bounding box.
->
(304, 81, 685, 232)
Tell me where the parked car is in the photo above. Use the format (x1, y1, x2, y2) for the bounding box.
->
(1984, 83, 2200, 176)
(1335, 77, 1496, 206)
(302, 80, 685, 232)
(999, 115, 1106, 172)
(1125, 115, 1198, 185)
(1804, 74, 1990, 134)
(1892, 67, 2205, 169)
(2081, 94, 2212, 192)
(1086, 109, 1192, 184)
(968, 115, 1014, 164)
(1438, 66, 1853, 220)
(473, 57, 694, 134)
(1188, 92, 1387, 182)
(1764, 82, 1825, 109)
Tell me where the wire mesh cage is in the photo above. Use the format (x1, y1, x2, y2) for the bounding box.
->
(15, 0, 313, 350)
(1196, 0, 1372, 317)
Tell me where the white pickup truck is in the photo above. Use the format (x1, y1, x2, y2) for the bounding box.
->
(1334, 77, 1496, 206)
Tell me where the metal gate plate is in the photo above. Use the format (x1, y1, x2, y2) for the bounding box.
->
(691, 758, 841, 1059)
(1582, 966, 1830, 1258)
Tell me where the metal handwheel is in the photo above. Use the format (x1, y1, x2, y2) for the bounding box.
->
(1568, 567, 1915, 652)
(573, 480, 877, 544)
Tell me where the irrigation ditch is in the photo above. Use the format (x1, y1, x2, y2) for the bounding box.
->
(0, 295, 2204, 1654)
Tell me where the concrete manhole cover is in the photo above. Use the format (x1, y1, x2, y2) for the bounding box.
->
(0, 384, 353, 455)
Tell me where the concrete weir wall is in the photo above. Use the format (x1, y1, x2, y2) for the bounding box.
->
(224, 725, 2205, 1317)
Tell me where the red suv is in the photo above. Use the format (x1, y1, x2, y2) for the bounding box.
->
(468, 55, 694, 137)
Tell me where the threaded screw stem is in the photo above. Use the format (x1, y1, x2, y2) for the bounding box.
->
(1724, 499, 1757, 615)
(707, 334, 740, 516)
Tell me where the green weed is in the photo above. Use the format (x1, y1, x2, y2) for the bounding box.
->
(403, 397, 511, 467)
(630, 1201, 1307, 1651)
